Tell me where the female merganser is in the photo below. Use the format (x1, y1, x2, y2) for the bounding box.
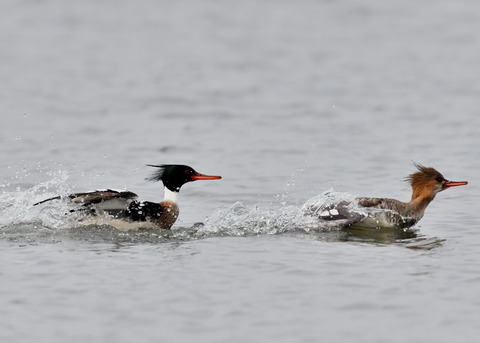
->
(304, 164, 468, 230)
(34, 164, 221, 230)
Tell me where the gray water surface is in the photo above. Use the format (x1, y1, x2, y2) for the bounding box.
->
(1, 0, 479, 342)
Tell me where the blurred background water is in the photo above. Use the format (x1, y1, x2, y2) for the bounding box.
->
(1, 0, 479, 342)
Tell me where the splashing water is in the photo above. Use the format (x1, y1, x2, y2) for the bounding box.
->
(198, 190, 362, 237)
(199, 202, 300, 236)
(0, 170, 75, 230)
(300, 190, 358, 217)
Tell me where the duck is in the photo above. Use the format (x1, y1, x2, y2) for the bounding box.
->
(303, 164, 468, 230)
(34, 164, 221, 230)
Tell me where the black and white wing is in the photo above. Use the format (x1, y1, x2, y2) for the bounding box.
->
(302, 199, 367, 230)
(34, 189, 138, 212)
(68, 189, 138, 206)
(317, 201, 367, 229)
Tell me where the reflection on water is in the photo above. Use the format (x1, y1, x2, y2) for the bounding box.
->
(346, 226, 418, 243)
(403, 237, 446, 251)
(67, 224, 202, 245)
(305, 225, 445, 250)
(344, 226, 445, 250)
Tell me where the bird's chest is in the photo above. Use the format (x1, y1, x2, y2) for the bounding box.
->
(155, 201, 179, 229)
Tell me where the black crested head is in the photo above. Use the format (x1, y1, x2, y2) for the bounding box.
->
(146, 164, 221, 192)
(146, 164, 196, 192)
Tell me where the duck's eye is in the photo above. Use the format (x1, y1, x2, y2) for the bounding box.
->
(185, 170, 190, 175)
(436, 177, 444, 182)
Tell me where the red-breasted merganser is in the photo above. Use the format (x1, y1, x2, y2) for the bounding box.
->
(34, 164, 221, 230)
(304, 164, 468, 230)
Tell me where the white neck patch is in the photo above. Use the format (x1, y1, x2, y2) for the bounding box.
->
(163, 187, 179, 203)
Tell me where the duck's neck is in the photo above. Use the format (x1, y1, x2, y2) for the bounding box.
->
(163, 187, 179, 203)
(408, 188, 436, 218)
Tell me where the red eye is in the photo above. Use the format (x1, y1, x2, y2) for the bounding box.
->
(185, 170, 190, 174)
(436, 177, 444, 182)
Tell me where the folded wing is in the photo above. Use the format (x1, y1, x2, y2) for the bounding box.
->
(34, 189, 138, 208)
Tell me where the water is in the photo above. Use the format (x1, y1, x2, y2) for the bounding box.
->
(1, 0, 480, 342)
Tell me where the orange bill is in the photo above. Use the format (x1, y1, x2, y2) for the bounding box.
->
(444, 180, 468, 188)
(191, 173, 222, 181)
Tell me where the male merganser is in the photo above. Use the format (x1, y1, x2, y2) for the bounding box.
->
(304, 164, 467, 230)
(34, 164, 221, 230)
